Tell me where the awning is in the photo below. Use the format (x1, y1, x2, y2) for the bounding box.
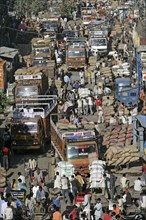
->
(136, 115, 146, 128)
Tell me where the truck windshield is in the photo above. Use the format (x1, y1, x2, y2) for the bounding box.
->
(90, 38, 106, 46)
(68, 50, 85, 57)
(11, 122, 37, 134)
(16, 87, 38, 97)
(68, 144, 96, 159)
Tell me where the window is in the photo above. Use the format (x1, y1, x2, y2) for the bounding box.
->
(67, 144, 96, 159)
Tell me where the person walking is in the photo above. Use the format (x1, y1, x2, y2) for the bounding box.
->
(54, 172, 61, 189)
(87, 96, 93, 115)
(94, 198, 103, 220)
(142, 163, 146, 185)
(77, 99, 83, 115)
(61, 175, 70, 203)
(3, 201, 13, 220)
(82, 98, 88, 115)
(110, 172, 117, 201)
(120, 174, 127, 191)
(98, 107, 104, 124)
(2, 145, 9, 171)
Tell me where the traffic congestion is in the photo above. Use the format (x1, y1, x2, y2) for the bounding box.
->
(0, 0, 146, 220)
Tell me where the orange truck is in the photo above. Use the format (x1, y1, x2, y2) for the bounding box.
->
(51, 114, 98, 172)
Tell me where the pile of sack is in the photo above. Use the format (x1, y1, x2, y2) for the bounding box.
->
(89, 160, 105, 188)
(105, 145, 140, 166)
(0, 168, 6, 188)
(103, 124, 133, 147)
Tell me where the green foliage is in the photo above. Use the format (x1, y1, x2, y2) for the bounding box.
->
(61, 0, 76, 19)
(0, 93, 7, 114)
(14, 0, 48, 16)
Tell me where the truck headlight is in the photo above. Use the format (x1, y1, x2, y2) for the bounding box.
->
(12, 141, 16, 145)
(33, 140, 38, 144)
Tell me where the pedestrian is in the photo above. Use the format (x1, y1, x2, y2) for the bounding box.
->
(120, 174, 127, 191)
(82, 98, 88, 115)
(36, 186, 46, 203)
(95, 97, 101, 112)
(34, 168, 43, 184)
(52, 194, 61, 210)
(94, 198, 103, 220)
(116, 195, 123, 213)
(17, 178, 27, 193)
(54, 172, 61, 189)
(103, 209, 112, 220)
(87, 96, 93, 115)
(70, 175, 79, 201)
(98, 107, 104, 124)
(25, 193, 36, 217)
(112, 204, 121, 216)
(134, 177, 143, 192)
(28, 158, 37, 177)
(77, 99, 83, 115)
(32, 182, 39, 199)
(142, 163, 146, 185)
(75, 172, 84, 191)
(99, 174, 106, 196)
(61, 175, 70, 203)
(3, 201, 13, 220)
(2, 145, 9, 171)
(110, 172, 117, 201)
(82, 190, 91, 220)
(17, 172, 25, 184)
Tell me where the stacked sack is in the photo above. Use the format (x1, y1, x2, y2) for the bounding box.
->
(89, 160, 105, 188)
(105, 145, 140, 166)
(0, 168, 6, 188)
(103, 124, 133, 147)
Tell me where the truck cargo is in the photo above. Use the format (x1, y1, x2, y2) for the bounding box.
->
(14, 66, 49, 103)
(10, 95, 57, 152)
(51, 114, 98, 171)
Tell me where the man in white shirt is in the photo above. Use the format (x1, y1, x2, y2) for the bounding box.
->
(82, 98, 88, 115)
(134, 177, 143, 192)
(98, 107, 104, 124)
(3, 202, 13, 220)
(94, 198, 103, 220)
(32, 182, 39, 199)
(83, 192, 91, 220)
(120, 174, 127, 190)
(77, 99, 82, 115)
(87, 96, 93, 115)
(17, 172, 25, 184)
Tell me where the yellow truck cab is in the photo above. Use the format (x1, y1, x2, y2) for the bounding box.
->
(66, 38, 87, 70)
(51, 114, 98, 172)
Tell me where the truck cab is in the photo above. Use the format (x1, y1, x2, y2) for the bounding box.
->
(89, 30, 108, 56)
(11, 116, 45, 152)
(115, 77, 139, 105)
(66, 38, 86, 70)
(51, 115, 98, 172)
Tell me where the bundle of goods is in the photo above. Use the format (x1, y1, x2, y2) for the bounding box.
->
(56, 119, 95, 130)
(103, 124, 133, 148)
(89, 160, 105, 188)
(102, 106, 115, 124)
(100, 67, 112, 81)
(112, 62, 130, 77)
(0, 168, 6, 188)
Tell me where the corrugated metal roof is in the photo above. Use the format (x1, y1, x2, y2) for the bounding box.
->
(0, 47, 19, 59)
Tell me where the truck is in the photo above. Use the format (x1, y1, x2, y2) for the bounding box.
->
(10, 95, 57, 152)
(115, 77, 139, 106)
(66, 38, 87, 70)
(31, 38, 55, 61)
(50, 114, 98, 171)
(89, 30, 108, 56)
(14, 67, 49, 103)
(81, 7, 97, 26)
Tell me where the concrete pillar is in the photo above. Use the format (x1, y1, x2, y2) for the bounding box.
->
(137, 127, 144, 153)
(133, 117, 137, 144)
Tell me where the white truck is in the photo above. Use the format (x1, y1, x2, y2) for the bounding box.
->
(89, 30, 108, 56)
